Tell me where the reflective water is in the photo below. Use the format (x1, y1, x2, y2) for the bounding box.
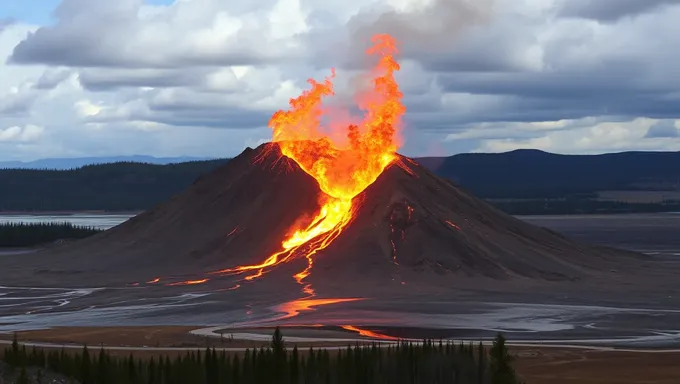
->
(0, 213, 136, 230)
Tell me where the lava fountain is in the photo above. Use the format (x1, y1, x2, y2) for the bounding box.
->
(214, 34, 405, 294)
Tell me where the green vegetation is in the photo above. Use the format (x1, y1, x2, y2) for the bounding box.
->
(0, 222, 102, 247)
(2, 329, 523, 383)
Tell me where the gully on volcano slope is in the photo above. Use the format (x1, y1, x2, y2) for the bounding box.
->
(138, 33, 412, 313)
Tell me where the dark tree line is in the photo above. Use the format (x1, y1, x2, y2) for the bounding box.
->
(490, 199, 680, 215)
(0, 222, 102, 247)
(0, 160, 227, 212)
(2, 151, 680, 214)
(439, 150, 680, 199)
(2, 329, 523, 384)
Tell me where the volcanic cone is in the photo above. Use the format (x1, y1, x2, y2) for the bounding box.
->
(0, 142, 643, 296)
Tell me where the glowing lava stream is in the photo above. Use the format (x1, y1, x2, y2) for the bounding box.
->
(341, 325, 400, 341)
(213, 33, 406, 296)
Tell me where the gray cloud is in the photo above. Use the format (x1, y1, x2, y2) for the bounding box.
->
(3, 0, 680, 160)
(8, 0, 303, 68)
(558, 0, 679, 22)
(33, 69, 71, 90)
(309, 0, 495, 71)
(645, 120, 679, 138)
(0, 90, 37, 116)
(77, 68, 211, 91)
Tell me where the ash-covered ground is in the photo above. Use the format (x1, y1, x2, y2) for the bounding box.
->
(1, 214, 679, 347)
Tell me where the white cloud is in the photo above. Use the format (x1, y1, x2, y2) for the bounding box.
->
(0, 0, 679, 161)
(0, 125, 45, 142)
(472, 118, 680, 154)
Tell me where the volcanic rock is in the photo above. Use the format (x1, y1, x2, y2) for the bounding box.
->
(0, 143, 645, 292)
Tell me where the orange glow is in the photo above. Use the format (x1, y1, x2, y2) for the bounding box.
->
(146, 278, 160, 284)
(341, 325, 400, 340)
(445, 220, 461, 230)
(275, 298, 364, 319)
(215, 34, 405, 294)
(166, 279, 209, 286)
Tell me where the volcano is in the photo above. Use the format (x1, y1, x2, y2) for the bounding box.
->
(0, 142, 643, 294)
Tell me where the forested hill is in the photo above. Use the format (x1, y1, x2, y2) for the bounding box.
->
(1, 150, 680, 214)
(0, 160, 228, 212)
(429, 150, 680, 198)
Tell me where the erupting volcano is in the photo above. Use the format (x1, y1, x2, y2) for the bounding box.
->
(214, 34, 407, 293)
(0, 35, 643, 304)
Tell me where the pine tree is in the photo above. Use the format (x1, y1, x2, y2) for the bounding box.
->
(81, 345, 92, 384)
(290, 345, 300, 383)
(272, 326, 286, 355)
(127, 354, 138, 384)
(17, 367, 29, 384)
(148, 357, 156, 384)
(477, 341, 486, 384)
(231, 354, 241, 384)
(489, 334, 518, 384)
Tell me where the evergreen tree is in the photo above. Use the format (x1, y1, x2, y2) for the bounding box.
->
(290, 345, 300, 383)
(489, 334, 518, 384)
(272, 326, 286, 355)
(127, 354, 138, 384)
(81, 345, 92, 384)
(17, 367, 29, 384)
(477, 341, 486, 384)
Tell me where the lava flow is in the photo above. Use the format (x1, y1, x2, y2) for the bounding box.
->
(214, 34, 406, 293)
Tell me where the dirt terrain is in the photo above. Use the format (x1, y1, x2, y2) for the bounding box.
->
(514, 347, 680, 384)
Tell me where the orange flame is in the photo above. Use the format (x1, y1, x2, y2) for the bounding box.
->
(215, 34, 405, 295)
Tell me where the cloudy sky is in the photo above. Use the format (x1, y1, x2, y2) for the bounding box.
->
(0, 0, 679, 161)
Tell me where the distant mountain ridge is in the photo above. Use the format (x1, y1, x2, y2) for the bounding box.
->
(1, 149, 679, 214)
(433, 149, 680, 198)
(0, 155, 215, 170)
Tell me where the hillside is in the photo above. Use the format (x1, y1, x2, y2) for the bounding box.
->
(0, 159, 228, 212)
(0, 150, 679, 214)
(434, 150, 680, 198)
(0, 155, 215, 170)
